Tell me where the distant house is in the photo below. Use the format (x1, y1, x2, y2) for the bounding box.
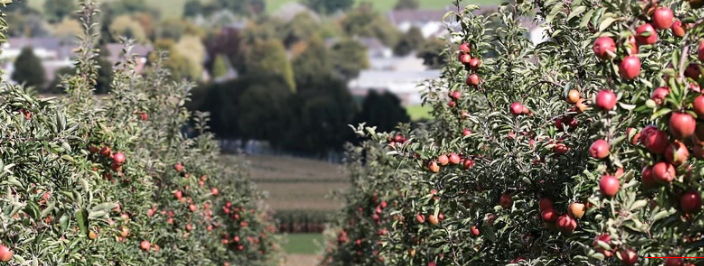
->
(348, 69, 441, 105)
(387, 9, 449, 38)
(368, 53, 427, 72)
(325, 37, 392, 59)
(1, 37, 76, 86)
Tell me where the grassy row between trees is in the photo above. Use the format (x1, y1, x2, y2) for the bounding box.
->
(0, 1, 282, 265)
(321, 0, 704, 265)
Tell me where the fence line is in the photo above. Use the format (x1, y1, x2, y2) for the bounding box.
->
(218, 139, 343, 164)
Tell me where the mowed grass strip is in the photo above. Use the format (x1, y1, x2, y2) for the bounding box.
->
(283, 233, 326, 254)
(257, 182, 346, 210)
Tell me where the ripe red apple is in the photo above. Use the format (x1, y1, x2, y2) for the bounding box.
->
(428, 161, 439, 173)
(428, 214, 439, 225)
(539, 198, 553, 211)
(100, 146, 112, 157)
(0, 244, 12, 262)
(595, 90, 617, 111)
(589, 139, 610, 159)
(541, 207, 558, 222)
(635, 23, 658, 45)
(680, 191, 702, 213)
(499, 193, 513, 209)
(686, 64, 702, 80)
(652, 7, 674, 29)
(552, 143, 570, 154)
(665, 258, 684, 266)
(438, 155, 449, 166)
(693, 96, 704, 118)
(139, 112, 148, 121)
(211, 188, 219, 196)
(556, 214, 577, 233)
(641, 126, 668, 154)
(599, 175, 620, 197)
(651, 87, 670, 105)
(619, 56, 641, 80)
(672, 20, 686, 38)
(592, 37, 616, 59)
(593, 234, 612, 257)
(619, 248, 638, 265)
(471, 226, 480, 236)
(174, 190, 183, 200)
(448, 100, 456, 108)
(189, 204, 198, 212)
(459, 43, 470, 54)
(466, 74, 480, 86)
(459, 54, 471, 65)
(447, 153, 460, 165)
(463, 158, 474, 169)
(510, 102, 524, 116)
(652, 161, 676, 183)
(568, 202, 585, 219)
(468, 58, 481, 69)
(641, 166, 658, 189)
(112, 152, 126, 166)
(140, 240, 151, 251)
(450, 91, 461, 100)
(416, 213, 425, 223)
(665, 140, 690, 166)
(670, 112, 696, 139)
(174, 163, 184, 172)
(462, 128, 472, 136)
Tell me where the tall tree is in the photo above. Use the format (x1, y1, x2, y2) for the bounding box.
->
(304, 0, 354, 14)
(329, 39, 369, 81)
(394, 0, 419, 10)
(341, 2, 402, 47)
(292, 37, 330, 86)
(394, 26, 425, 56)
(354, 91, 410, 133)
(280, 13, 320, 48)
(242, 38, 295, 92)
(12, 47, 46, 89)
(417, 37, 447, 69)
(44, 0, 77, 23)
(205, 27, 243, 74)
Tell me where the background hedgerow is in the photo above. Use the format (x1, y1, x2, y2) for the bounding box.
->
(0, 1, 282, 265)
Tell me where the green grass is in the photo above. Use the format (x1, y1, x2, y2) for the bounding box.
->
(283, 233, 325, 254)
(407, 105, 433, 121)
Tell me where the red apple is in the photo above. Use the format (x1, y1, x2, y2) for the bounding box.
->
(556, 214, 577, 233)
(652, 7, 674, 29)
(416, 213, 425, 223)
(665, 140, 690, 166)
(595, 90, 617, 111)
(451, 91, 461, 100)
(459, 43, 470, 54)
(641, 126, 668, 154)
(459, 54, 471, 65)
(619, 248, 638, 265)
(592, 37, 616, 59)
(670, 112, 696, 139)
(672, 20, 686, 38)
(112, 152, 126, 166)
(140, 240, 151, 251)
(463, 158, 474, 169)
(686, 64, 702, 80)
(448, 100, 456, 108)
(174, 163, 184, 172)
(589, 139, 610, 159)
(471, 226, 480, 236)
(539, 198, 553, 211)
(568, 202, 585, 219)
(665, 258, 684, 266)
(510, 102, 524, 116)
(680, 191, 702, 213)
(466, 74, 480, 86)
(428, 161, 440, 173)
(0, 245, 12, 262)
(541, 207, 558, 222)
(468, 58, 481, 69)
(641, 166, 658, 189)
(652, 161, 676, 183)
(619, 56, 641, 80)
(174, 190, 183, 200)
(651, 87, 670, 105)
(599, 175, 620, 197)
(211, 188, 219, 196)
(499, 193, 513, 209)
(438, 155, 449, 166)
(635, 23, 658, 45)
(448, 153, 460, 165)
(694, 96, 704, 118)
(462, 128, 472, 136)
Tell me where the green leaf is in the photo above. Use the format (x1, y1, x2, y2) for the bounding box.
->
(598, 17, 615, 32)
(75, 208, 88, 235)
(568, 6, 586, 21)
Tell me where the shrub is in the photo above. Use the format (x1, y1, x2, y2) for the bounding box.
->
(324, 0, 704, 265)
(0, 1, 281, 265)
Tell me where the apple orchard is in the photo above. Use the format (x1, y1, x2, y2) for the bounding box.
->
(0, 1, 281, 266)
(321, 0, 704, 265)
